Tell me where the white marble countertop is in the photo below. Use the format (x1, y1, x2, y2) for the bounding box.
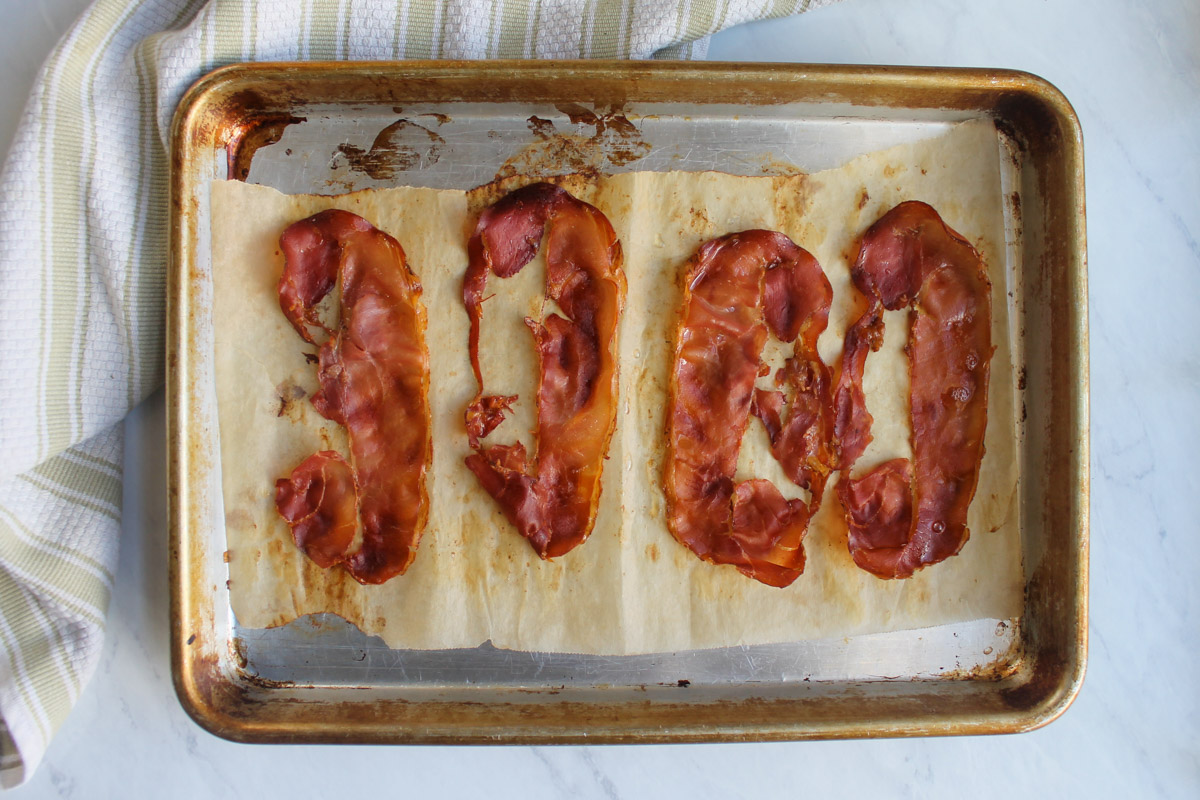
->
(3, 0, 1197, 797)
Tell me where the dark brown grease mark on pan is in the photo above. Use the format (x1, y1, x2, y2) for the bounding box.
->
(335, 118, 445, 180)
(225, 113, 306, 181)
(556, 102, 601, 126)
(498, 104, 650, 178)
(420, 112, 451, 125)
(527, 115, 555, 140)
(1007, 191, 1024, 241)
(590, 107, 651, 166)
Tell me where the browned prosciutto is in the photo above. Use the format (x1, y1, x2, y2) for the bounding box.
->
(664, 231, 833, 588)
(274, 210, 431, 584)
(463, 183, 625, 558)
(833, 201, 993, 579)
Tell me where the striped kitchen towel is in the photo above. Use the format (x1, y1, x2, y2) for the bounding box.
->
(0, 0, 838, 787)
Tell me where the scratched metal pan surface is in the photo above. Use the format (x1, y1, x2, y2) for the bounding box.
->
(167, 61, 1088, 743)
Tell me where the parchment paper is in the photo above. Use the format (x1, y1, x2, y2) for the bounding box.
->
(211, 119, 1022, 655)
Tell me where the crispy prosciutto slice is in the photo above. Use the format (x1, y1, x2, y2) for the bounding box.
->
(833, 201, 994, 579)
(274, 210, 431, 584)
(463, 183, 626, 558)
(664, 231, 833, 588)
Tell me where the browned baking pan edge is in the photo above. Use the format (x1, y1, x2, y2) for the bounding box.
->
(168, 60, 1088, 744)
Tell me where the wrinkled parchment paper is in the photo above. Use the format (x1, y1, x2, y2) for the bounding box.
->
(211, 119, 1021, 655)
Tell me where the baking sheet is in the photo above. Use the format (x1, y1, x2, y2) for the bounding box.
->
(211, 118, 1022, 656)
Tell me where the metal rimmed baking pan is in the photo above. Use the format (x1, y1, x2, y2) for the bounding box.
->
(168, 60, 1087, 743)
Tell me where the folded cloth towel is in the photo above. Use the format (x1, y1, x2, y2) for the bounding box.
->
(0, 0, 836, 786)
